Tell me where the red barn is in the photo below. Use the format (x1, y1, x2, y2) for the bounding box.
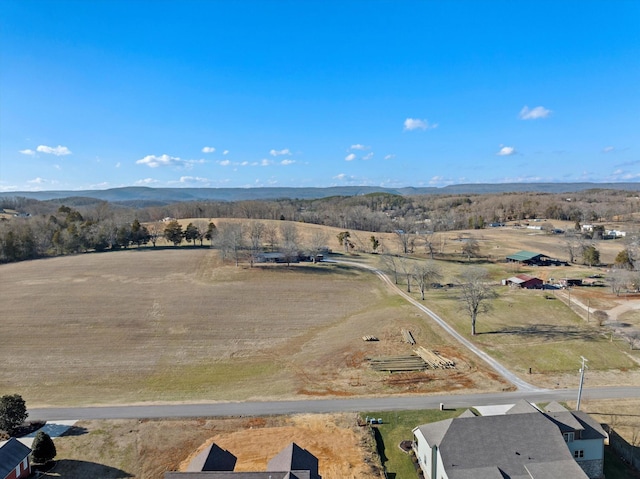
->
(506, 274, 544, 289)
(0, 438, 31, 479)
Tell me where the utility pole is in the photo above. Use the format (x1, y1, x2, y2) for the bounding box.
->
(576, 356, 588, 411)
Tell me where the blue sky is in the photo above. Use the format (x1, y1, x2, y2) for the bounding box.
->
(1, 0, 638, 191)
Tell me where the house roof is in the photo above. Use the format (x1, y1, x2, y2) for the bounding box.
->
(165, 442, 318, 479)
(415, 413, 588, 479)
(0, 437, 31, 478)
(267, 443, 319, 479)
(506, 251, 545, 262)
(187, 443, 237, 472)
(506, 399, 541, 415)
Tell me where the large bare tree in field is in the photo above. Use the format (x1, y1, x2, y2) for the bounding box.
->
(412, 261, 442, 300)
(458, 267, 497, 336)
(248, 221, 266, 267)
(380, 252, 400, 284)
(280, 222, 300, 266)
(217, 222, 245, 266)
(307, 230, 328, 263)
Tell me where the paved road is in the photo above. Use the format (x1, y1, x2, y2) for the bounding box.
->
(28, 387, 640, 421)
(337, 260, 539, 391)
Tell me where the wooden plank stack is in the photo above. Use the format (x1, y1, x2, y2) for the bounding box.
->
(368, 355, 427, 372)
(401, 329, 416, 345)
(362, 335, 379, 341)
(413, 346, 455, 369)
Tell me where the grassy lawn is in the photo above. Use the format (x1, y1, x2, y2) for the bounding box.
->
(360, 409, 463, 479)
(414, 285, 637, 374)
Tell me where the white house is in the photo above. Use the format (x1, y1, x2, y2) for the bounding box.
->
(412, 401, 606, 479)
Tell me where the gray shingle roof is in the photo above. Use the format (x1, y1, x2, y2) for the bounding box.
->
(0, 438, 31, 478)
(415, 413, 588, 478)
(187, 443, 237, 472)
(267, 443, 319, 479)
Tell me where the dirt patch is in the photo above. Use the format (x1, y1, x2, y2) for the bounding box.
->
(49, 414, 381, 479)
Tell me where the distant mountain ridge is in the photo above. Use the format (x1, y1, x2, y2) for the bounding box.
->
(3, 183, 640, 203)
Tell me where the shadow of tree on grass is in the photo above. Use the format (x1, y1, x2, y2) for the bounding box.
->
(481, 324, 601, 341)
(42, 459, 133, 478)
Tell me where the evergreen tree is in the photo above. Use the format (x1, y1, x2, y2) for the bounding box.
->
(31, 431, 56, 464)
(164, 220, 183, 246)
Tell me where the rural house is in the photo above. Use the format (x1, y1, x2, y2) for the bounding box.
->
(0, 438, 31, 479)
(412, 401, 606, 479)
(505, 274, 543, 289)
(165, 442, 321, 479)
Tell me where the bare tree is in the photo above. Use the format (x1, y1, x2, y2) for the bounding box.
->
(264, 223, 279, 252)
(412, 261, 442, 300)
(398, 256, 413, 293)
(280, 222, 300, 266)
(460, 238, 480, 261)
(147, 221, 164, 248)
(307, 230, 328, 263)
(607, 268, 629, 296)
(458, 267, 497, 336)
(248, 221, 266, 267)
(380, 252, 400, 284)
(217, 222, 245, 267)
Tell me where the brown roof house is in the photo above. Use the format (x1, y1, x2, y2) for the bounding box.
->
(412, 400, 606, 479)
(505, 274, 543, 289)
(165, 442, 321, 479)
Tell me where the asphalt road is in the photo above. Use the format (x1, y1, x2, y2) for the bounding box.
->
(28, 386, 640, 421)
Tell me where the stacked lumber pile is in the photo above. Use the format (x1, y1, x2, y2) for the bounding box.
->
(401, 329, 416, 345)
(413, 346, 455, 369)
(368, 355, 427, 372)
(362, 335, 379, 341)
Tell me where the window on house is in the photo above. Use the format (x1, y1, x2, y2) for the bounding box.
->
(574, 449, 584, 458)
(563, 432, 574, 442)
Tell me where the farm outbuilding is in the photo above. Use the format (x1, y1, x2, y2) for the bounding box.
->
(506, 250, 550, 265)
(0, 438, 31, 479)
(505, 274, 544, 289)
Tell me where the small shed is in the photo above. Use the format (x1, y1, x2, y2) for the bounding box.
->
(506, 274, 543, 289)
(0, 438, 31, 479)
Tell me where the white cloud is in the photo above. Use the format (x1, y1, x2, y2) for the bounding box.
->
(333, 173, 347, 180)
(19, 149, 36, 156)
(270, 148, 291, 156)
(281, 159, 295, 165)
(362, 152, 374, 160)
(241, 161, 249, 166)
(519, 106, 551, 120)
(345, 153, 357, 161)
(497, 146, 516, 156)
(135, 178, 160, 185)
(27, 177, 46, 184)
(53, 164, 61, 170)
(350, 144, 369, 151)
(404, 118, 437, 131)
(602, 146, 615, 153)
(136, 154, 184, 168)
(260, 159, 272, 166)
(202, 146, 216, 153)
(177, 176, 210, 184)
(115, 162, 121, 168)
(384, 154, 396, 160)
(223, 150, 229, 155)
(219, 159, 231, 166)
(36, 145, 72, 156)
